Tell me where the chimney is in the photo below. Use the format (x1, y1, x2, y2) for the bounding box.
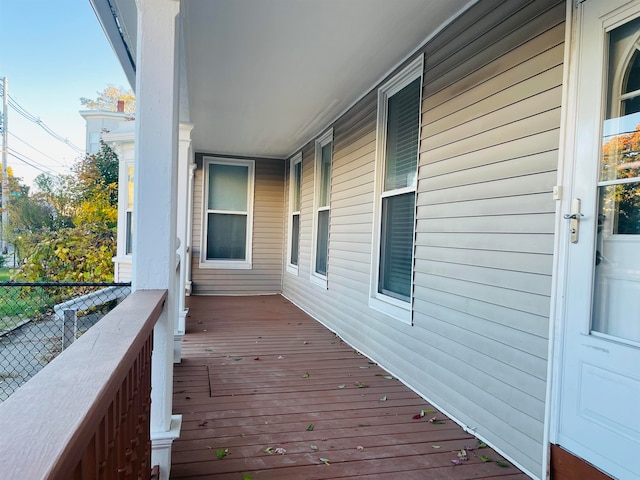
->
(117, 100, 125, 113)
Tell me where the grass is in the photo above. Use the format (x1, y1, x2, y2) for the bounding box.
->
(0, 271, 53, 330)
(0, 268, 11, 282)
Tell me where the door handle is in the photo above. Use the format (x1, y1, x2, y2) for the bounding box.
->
(563, 198, 583, 244)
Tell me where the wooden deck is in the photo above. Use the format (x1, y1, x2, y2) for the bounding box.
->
(171, 295, 529, 480)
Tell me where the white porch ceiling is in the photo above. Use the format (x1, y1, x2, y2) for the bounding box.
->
(96, 0, 472, 158)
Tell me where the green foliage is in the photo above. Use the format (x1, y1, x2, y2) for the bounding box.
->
(8, 136, 120, 282)
(14, 223, 115, 282)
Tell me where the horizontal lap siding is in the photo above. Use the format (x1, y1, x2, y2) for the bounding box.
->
(191, 158, 285, 294)
(282, 1, 564, 478)
(415, 0, 564, 476)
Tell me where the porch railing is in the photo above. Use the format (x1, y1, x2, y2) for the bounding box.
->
(0, 289, 166, 480)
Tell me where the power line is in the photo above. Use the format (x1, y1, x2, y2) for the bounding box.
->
(7, 147, 62, 176)
(0, 89, 85, 154)
(9, 131, 70, 168)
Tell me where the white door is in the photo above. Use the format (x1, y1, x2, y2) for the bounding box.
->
(558, 1, 640, 479)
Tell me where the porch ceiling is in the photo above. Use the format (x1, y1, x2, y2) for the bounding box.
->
(95, 0, 472, 158)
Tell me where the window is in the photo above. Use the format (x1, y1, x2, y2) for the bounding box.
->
(287, 153, 302, 274)
(125, 164, 134, 255)
(311, 129, 333, 287)
(201, 157, 254, 269)
(370, 55, 423, 323)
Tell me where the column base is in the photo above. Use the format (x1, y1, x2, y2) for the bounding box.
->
(151, 415, 182, 480)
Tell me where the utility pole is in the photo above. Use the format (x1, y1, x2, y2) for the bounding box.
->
(1, 77, 8, 255)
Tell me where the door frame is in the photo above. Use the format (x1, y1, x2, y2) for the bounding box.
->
(547, 1, 640, 479)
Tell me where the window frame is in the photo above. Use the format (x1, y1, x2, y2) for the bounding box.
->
(311, 129, 333, 288)
(369, 55, 423, 324)
(200, 156, 255, 270)
(286, 152, 303, 275)
(125, 163, 134, 256)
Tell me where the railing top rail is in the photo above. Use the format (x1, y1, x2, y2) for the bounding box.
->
(0, 289, 167, 480)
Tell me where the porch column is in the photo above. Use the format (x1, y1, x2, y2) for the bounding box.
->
(132, 0, 181, 479)
(175, 123, 193, 363)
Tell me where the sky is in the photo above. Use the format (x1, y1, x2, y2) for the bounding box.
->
(0, 0, 131, 188)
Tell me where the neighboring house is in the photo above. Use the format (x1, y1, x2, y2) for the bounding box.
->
(81, 106, 136, 282)
(89, 1, 640, 479)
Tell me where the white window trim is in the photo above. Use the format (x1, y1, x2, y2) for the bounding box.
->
(369, 54, 423, 325)
(286, 152, 303, 275)
(200, 156, 255, 269)
(310, 128, 333, 289)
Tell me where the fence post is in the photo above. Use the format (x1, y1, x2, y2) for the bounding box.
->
(62, 309, 77, 350)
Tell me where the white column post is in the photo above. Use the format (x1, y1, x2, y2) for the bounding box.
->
(175, 123, 193, 363)
(132, 1, 181, 478)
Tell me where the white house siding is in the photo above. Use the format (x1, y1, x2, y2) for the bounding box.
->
(191, 156, 285, 295)
(281, 0, 565, 477)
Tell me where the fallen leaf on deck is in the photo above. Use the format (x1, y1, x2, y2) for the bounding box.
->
(337, 385, 346, 389)
(254, 357, 260, 361)
(431, 445, 441, 449)
(495, 461, 510, 468)
(306, 424, 314, 431)
(198, 421, 208, 427)
(478, 442, 488, 448)
(422, 409, 436, 414)
(242, 475, 254, 480)
(479, 455, 492, 462)
(264, 447, 274, 454)
(457, 449, 468, 459)
(277, 355, 284, 359)
(354, 382, 368, 388)
(215, 449, 228, 460)
(319, 457, 330, 465)
(185, 396, 191, 400)
(359, 366, 369, 369)
(379, 396, 387, 402)
(274, 447, 287, 455)
(302, 372, 310, 378)
(451, 459, 463, 465)
(310, 445, 318, 451)
(356, 446, 364, 451)
(303, 341, 309, 345)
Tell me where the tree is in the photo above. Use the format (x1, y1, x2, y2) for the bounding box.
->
(11, 141, 121, 281)
(80, 85, 135, 114)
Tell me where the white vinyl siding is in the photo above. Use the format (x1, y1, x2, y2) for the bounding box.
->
(370, 56, 423, 323)
(287, 153, 302, 275)
(311, 129, 333, 287)
(281, 1, 565, 477)
(191, 156, 283, 295)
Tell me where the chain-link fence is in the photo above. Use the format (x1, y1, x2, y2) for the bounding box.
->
(0, 282, 131, 402)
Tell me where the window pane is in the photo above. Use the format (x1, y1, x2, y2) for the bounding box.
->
(315, 210, 329, 276)
(127, 165, 134, 210)
(125, 211, 133, 255)
(291, 213, 300, 265)
(206, 213, 247, 260)
(384, 78, 421, 191)
(379, 192, 415, 301)
(320, 143, 332, 207)
(208, 164, 248, 211)
(293, 161, 302, 211)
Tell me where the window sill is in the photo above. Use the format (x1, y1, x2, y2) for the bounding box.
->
(310, 274, 327, 289)
(199, 260, 252, 270)
(286, 264, 299, 276)
(369, 295, 412, 325)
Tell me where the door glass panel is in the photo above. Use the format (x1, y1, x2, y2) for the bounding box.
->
(592, 18, 640, 342)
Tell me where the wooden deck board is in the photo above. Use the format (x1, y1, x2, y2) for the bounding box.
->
(171, 295, 525, 479)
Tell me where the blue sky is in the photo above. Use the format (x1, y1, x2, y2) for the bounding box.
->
(0, 0, 130, 186)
